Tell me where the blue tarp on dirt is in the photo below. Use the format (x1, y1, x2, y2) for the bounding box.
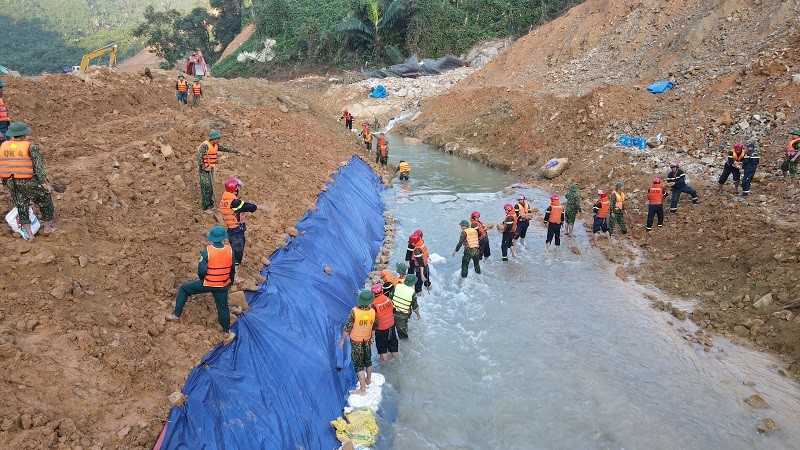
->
(370, 85, 387, 98)
(647, 80, 675, 94)
(158, 157, 385, 449)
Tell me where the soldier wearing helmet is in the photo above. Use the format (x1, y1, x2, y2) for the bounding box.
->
(717, 142, 746, 195)
(665, 162, 699, 213)
(370, 283, 398, 361)
(0, 79, 10, 140)
(501, 203, 517, 261)
(219, 177, 268, 266)
(592, 190, 611, 243)
(453, 219, 482, 278)
(564, 183, 582, 238)
(646, 177, 667, 232)
(608, 182, 627, 235)
(197, 129, 241, 211)
(469, 210, 491, 261)
(543, 194, 565, 252)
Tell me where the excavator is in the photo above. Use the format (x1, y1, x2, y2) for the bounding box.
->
(65, 43, 118, 72)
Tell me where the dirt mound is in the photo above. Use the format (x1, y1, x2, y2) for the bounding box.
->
(116, 47, 165, 73)
(394, 0, 800, 374)
(0, 68, 362, 448)
(218, 24, 256, 63)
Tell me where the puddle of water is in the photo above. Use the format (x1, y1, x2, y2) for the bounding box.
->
(370, 134, 800, 449)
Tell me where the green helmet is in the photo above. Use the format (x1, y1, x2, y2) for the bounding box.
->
(357, 290, 374, 306)
(460, 220, 470, 227)
(5, 122, 32, 137)
(615, 182, 623, 189)
(208, 130, 222, 140)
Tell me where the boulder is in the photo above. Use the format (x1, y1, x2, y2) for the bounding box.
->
(541, 158, 570, 179)
(753, 293, 773, 309)
(168, 392, 187, 406)
(744, 394, 770, 409)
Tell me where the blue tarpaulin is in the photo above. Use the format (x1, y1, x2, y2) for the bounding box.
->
(647, 80, 675, 94)
(158, 157, 386, 449)
(370, 85, 387, 98)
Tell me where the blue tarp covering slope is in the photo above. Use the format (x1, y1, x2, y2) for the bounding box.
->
(158, 157, 385, 449)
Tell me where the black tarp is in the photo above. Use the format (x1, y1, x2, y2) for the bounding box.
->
(362, 55, 465, 79)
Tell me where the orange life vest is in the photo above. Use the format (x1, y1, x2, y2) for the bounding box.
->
(201, 140, 219, 168)
(464, 227, 479, 249)
(372, 295, 395, 330)
(379, 144, 388, 157)
(648, 184, 663, 205)
(516, 202, 530, 221)
(0, 98, 9, 123)
(548, 204, 564, 224)
(349, 307, 375, 342)
(596, 198, 610, 218)
(191, 82, 202, 95)
(219, 191, 244, 229)
(398, 161, 410, 173)
(364, 132, 372, 143)
(505, 212, 517, 233)
(203, 244, 233, 287)
(731, 149, 745, 162)
(787, 138, 800, 157)
(414, 240, 429, 265)
(176, 80, 188, 93)
(613, 191, 625, 210)
(377, 135, 386, 147)
(471, 218, 487, 239)
(343, 111, 352, 120)
(0, 140, 33, 180)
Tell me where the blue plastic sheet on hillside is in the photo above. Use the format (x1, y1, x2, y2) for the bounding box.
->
(370, 85, 387, 98)
(158, 157, 385, 450)
(647, 80, 675, 94)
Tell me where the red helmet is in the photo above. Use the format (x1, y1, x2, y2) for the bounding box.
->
(504, 203, 513, 211)
(371, 284, 382, 295)
(414, 229, 423, 238)
(598, 189, 607, 196)
(224, 177, 242, 193)
(653, 177, 661, 184)
(550, 195, 559, 201)
(471, 211, 480, 219)
(734, 142, 744, 150)
(409, 234, 421, 245)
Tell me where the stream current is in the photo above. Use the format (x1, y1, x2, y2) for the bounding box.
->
(367, 133, 800, 449)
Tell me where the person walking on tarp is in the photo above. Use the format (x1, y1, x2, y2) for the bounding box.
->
(470, 210, 491, 261)
(646, 177, 667, 232)
(197, 130, 241, 211)
(608, 182, 627, 235)
(666, 162, 699, 213)
(191, 77, 203, 107)
(717, 142, 746, 195)
(0, 80, 11, 140)
(500, 203, 517, 261)
(392, 275, 420, 340)
(370, 283, 399, 362)
(543, 194, 565, 252)
(175, 74, 189, 105)
(513, 195, 532, 246)
(340, 109, 353, 130)
(0, 121, 57, 240)
(592, 190, 611, 243)
(219, 177, 268, 266)
(564, 183, 581, 238)
(453, 220, 481, 277)
(165, 226, 236, 344)
(339, 290, 377, 396)
(395, 159, 410, 180)
(741, 142, 760, 197)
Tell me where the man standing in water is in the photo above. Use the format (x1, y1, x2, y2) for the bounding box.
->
(370, 283, 398, 362)
(592, 190, 611, 243)
(543, 194, 565, 252)
(339, 290, 377, 395)
(470, 211, 491, 261)
(564, 183, 581, 238)
(501, 203, 517, 261)
(513, 195, 532, 246)
(392, 275, 420, 340)
(453, 220, 481, 277)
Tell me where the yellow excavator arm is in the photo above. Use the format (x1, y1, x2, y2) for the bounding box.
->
(78, 43, 118, 71)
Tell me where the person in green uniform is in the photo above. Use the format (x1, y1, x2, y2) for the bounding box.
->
(197, 130, 240, 211)
(165, 226, 236, 344)
(564, 183, 581, 238)
(391, 274, 420, 340)
(339, 290, 378, 396)
(0, 122, 56, 241)
(608, 182, 628, 235)
(453, 219, 481, 278)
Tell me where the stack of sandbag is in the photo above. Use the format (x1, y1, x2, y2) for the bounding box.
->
(331, 373, 386, 449)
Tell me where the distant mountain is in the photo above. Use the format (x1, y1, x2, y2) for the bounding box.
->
(0, 0, 201, 75)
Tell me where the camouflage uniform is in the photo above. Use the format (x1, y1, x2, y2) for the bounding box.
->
(343, 306, 377, 372)
(3, 143, 54, 225)
(455, 229, 481, 277)
(197, 142, 239, 210)
(608, 190, 627, 234)
(393, 295, 419, 340)
(564, 187, 581, 225)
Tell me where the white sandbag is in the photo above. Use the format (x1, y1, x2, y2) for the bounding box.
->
(5, 207, 40, 239)
(348, 389, 379, 409)
(369, 373, 385, 387)
(541, 158, 570, 179)
(428, 253, 446, 264)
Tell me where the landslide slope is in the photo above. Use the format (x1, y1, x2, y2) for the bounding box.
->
(0, 70, 361, 448)
(397, 0, 800, 370)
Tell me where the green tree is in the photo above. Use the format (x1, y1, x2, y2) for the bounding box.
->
(210, 0, 243, 50)
(132, 6, 185, 67)
(337, 0, 407, 63)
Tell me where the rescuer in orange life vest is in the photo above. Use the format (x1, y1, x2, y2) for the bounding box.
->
(500, 203, 517, 261)
(175, 74, 189, 105)
(339, 290, 378, 395)
(543, 194, 565, 253)
(219, 177, 268, 266)
(453, 219, 481, 278)
(197, 130, 241, 211)
(339, 109, 353, 130)
(470, 210, 491, 261)
(513, 194, 533, 246)
(376, 133, 388, 166)
(409, 232, 432, 294)
(646, 177, 667, 232)
(717, 142, 746, 195)
(165, 226, 237, 345)
(592, 189, 611, 243)
(370, 283, 399, 361)
(190, 77, 203, 107)
(0, 80, 11, 140)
